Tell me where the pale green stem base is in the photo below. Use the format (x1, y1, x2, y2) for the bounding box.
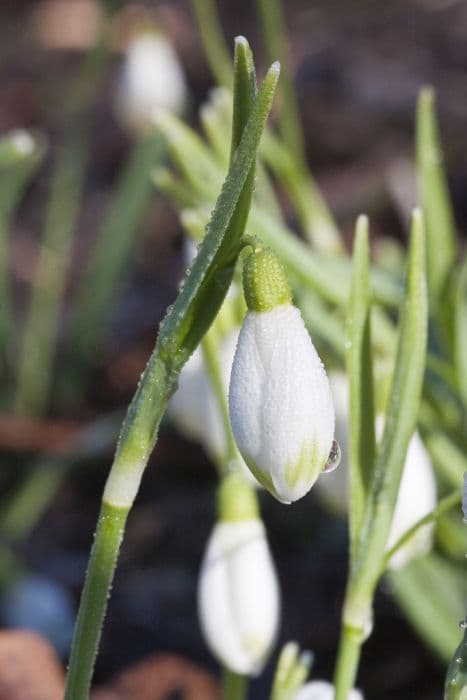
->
(223, 669, 248, 700)
(64, 500, 128, 700)
(333, 625, 363, 700)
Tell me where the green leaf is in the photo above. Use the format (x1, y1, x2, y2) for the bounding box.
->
(346, 210, 428, 612)
(347, 215, 375, 559)
(116, 53, 280, 466)
(416, 87, 457, 303)
(389, 553, 464, 662)
(66, 132, 165, 392)
(454, 257, 467, 409)
(0, 130, 45, 388)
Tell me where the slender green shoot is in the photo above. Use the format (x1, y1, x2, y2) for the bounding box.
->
(271, 642, 312, 700)
(256, 0, 304, 164)
(334, 210, 428, 699)
(63, 131, 165, 402)
(0, 131, 45, 395)
(346, 215, 375, 557)
(191, 0, 233, 88)
(416, 87, 457, 305)
(454, 257, 467, 410)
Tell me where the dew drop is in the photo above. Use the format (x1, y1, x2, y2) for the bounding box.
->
(459, 619, 467, 630)
(323, 439, 341, 474)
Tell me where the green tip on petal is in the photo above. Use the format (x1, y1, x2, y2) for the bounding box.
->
(242, 247, 292, 312)
(217, 470, 259, 522)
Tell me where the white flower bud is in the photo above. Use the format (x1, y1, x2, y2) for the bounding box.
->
(228, 248, 335, 504)
(115, 30, 187, 136)
(293, 680, 364, 700)
(197, 475, 280, 675)
(315, 372, 437, 569)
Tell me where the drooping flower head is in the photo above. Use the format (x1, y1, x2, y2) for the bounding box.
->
(197, 472, 280, 675)
(228, 247, 336, 503)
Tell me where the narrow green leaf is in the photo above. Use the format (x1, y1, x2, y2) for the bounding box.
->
(15, 129, 89, 416)
(416, 87, 457, 303)
(349, 209, 428, 602)
(424, 430, 467, 489)
(347, 215, 375, 558)
(256, 0, 304, 165)
(389, 553, 464, 662)
(65, 132, 165, 394)
(191, 0, 233, 88)
(116, 59, 280, 465)
(365, 210, 427, 554)
(454, 257, 467, 408)
(0, 131, 45, 389)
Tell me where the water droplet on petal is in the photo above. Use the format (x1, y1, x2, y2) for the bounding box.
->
(323, 439, 341, 473)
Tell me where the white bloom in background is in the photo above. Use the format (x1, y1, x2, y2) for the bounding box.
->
(168, 328, 258, 486)
(229, 248, 335, 504)
(384, 427, 437, 569)
(315, 372, 437, 569)
(115, 30, 187, 136)
(198, 474, 280, 675)
(293, 680, 363, 700)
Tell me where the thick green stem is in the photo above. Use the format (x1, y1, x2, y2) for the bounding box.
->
(64, 501, 128, 700)
(223, 669, 248, 700)
(334, 625, 364, 700)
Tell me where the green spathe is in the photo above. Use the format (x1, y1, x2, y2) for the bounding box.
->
(243, 247, 292, 312)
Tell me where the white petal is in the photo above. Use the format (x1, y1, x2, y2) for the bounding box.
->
(293, 681, 363, 700)
(386, 429, 437, 569)
(229, 306, 334, 503)
(197, 519, 280, 675)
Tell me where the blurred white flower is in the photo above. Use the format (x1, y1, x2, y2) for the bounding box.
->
(197, 517, 280, 675)
(315, 371, 437, 569)
(384, 425, 437, 569)
(115, 30, 187, 136)
(168, 325, 258, 486)
(293, 680, 363, 700)
(229, 249, 335, 504)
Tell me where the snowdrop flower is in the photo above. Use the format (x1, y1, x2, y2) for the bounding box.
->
(198, 472, 280, 675)
(115, 30, 187, 136)
(315, 372, 437, 569)
(229, 247, 336, 504)
(293, 680, 363, 700)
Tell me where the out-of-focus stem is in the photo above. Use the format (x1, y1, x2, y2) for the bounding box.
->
(191, 0, 233, 88)
(222, 669, 247, 700)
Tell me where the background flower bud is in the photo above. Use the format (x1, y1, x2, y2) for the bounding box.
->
(197, 476, 280, 675)
(115, 30, 187, 136)
(293, 680, 364, 700)
(316, 372, 437, 568)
